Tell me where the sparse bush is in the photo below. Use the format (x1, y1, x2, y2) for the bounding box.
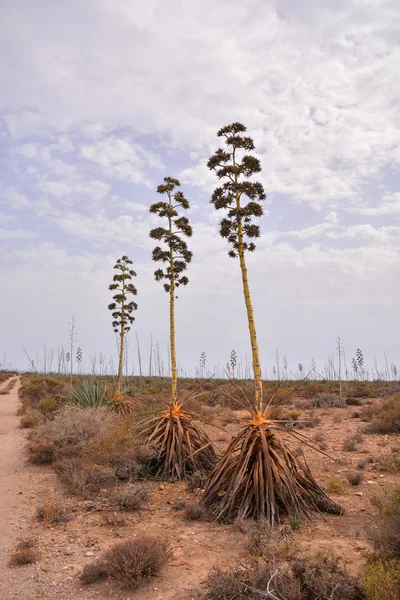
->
(16, 538, 36, 550)
(343, 437, 359, 452)
(28, 406, 117, 465)
(375, 453, 400, 473)
(9, 548, 39, 566)
(364, 395, 400, 434)
(81, 560, 108, 584)
(87, 537, 171, 589)
(19, 376, 65, 412)
(20, 409, 42, 429)
(312, 393, 346, 408)
(346, 397, 363, 406)
(203, 552, 363, 600)
(364, 558, 400, 600)
(347, 472, 363, 486)
(326, 478, 345, 495)
(116, 483, 149, 511)
(36, 500, 70, 525)
(370, 483, 400, 558)
(184, 503, 206, 521)
(55, 457, 116, 496)
(100, 511, 126, 527)
(172, 497, 186, 511)
(358, 456, 374, 470)
(37, 395, 58, 414)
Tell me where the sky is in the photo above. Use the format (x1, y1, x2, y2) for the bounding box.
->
(0, 0, 399, 378)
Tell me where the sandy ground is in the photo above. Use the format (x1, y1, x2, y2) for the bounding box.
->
(0, 378, 399, 599)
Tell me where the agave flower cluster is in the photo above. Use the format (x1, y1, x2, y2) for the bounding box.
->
(207, 122, 266, 258)
(149, 177, 192, 293)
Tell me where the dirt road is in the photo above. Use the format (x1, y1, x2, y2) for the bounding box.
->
(0, 377, 42, 598)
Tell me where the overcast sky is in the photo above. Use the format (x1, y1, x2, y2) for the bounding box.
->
(0, 0, 399, 378)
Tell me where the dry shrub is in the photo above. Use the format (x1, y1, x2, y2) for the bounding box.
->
(346, 472, 363, 486)
(114, 444, 160, 481)
(116, 483, 149, 511)
(55, 457, 116, 496)
(312, 393, 346, 408)
(81, 560, 108, 584)
(83, 537, 171, 590)
(364, 395, 400, 434)
(375, 453, 400, 473)
(358, 456, 374, 470)
(20, 409, 42, 429)
(370, 483, 400, 559)
(346, 397, 363, 406)
(203, 552, 363, 600)
(100, 512, 126, 527)
(16, 538, 36, 550)
(36, 500, 70, 525)
(9, 548, 39, 566)
(37, 395, 58, 414)
(343, 437, 359, 452)
(19, 376, 65, 412)
(27, 406, 117, 465)
(184, 503, 206, 521)
(347, 384, 376, 399)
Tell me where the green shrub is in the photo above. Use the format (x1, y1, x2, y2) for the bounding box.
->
(326, 478, 345, 495)
(364, 558, 400, 600)
(37, 395, 58, 414)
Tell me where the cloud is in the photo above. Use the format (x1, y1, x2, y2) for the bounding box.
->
(0, 227, 37, 240)
(1, 187, 30, 209)
(80, 137, 164, 186)
(359, 193, 400, 216)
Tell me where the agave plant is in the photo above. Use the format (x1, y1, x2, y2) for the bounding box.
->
(68, 379, 106, 408)
(202, 123, 342, 523)
(139, 177, 217, 480)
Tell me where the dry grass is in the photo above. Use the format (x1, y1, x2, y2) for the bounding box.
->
(82, 537, 171, 590)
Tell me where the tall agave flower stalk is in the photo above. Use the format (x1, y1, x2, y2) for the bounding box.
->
(202, 123, 342, 522)
(141, 177, 217, 480)
(108, 255, 138, 402)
